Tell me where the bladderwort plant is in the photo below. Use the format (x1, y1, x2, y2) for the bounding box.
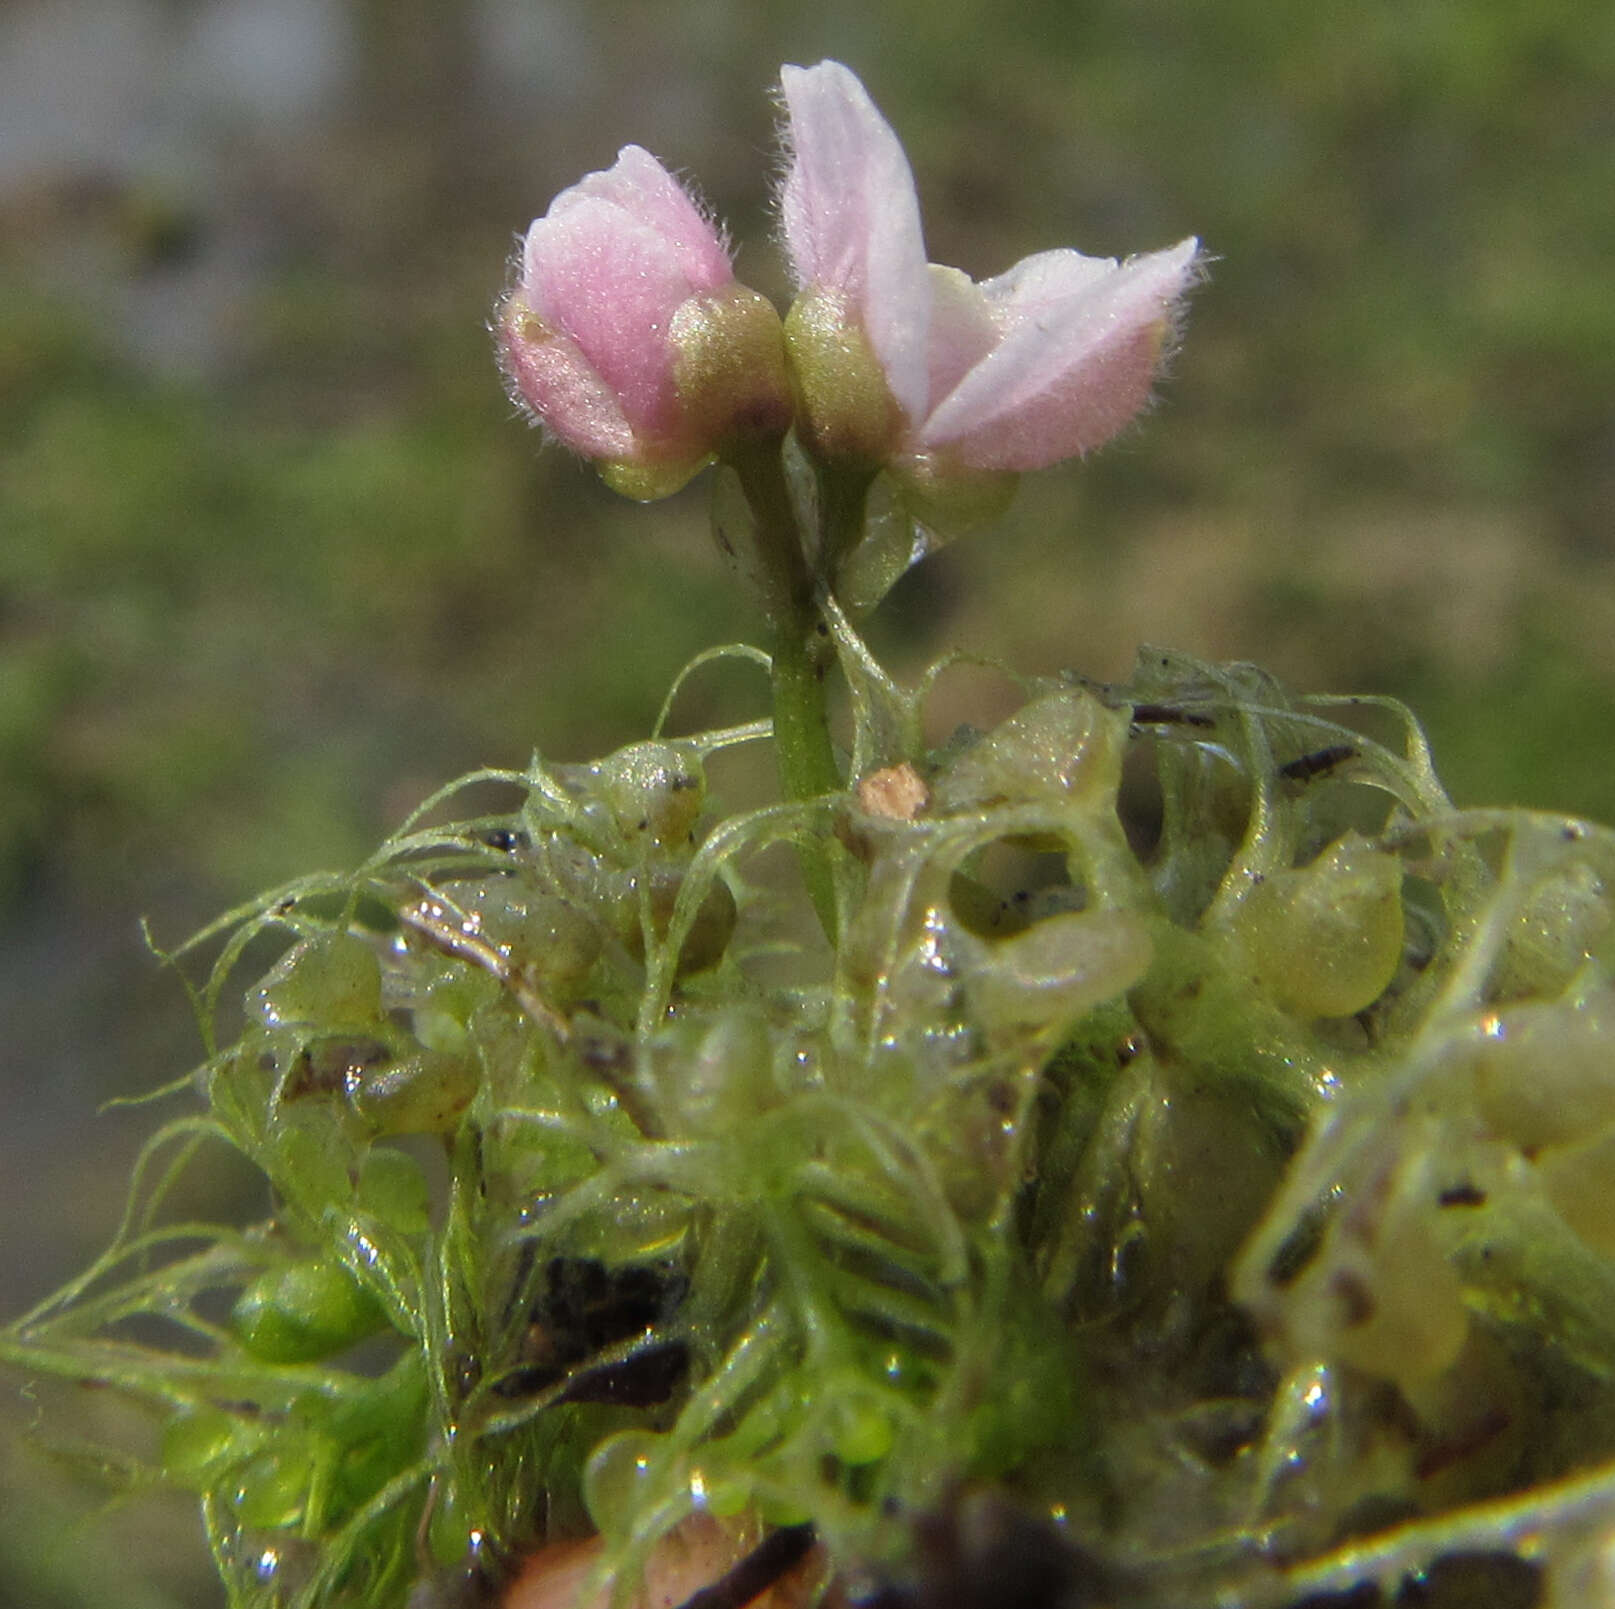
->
(8, 57, 1615, 1609)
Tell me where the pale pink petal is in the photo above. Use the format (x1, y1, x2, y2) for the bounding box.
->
(497, 297, 635, 458)
(976, 247, 1125, 320)
(559, 145, 732, 293)
(923, 265, 997, 406)
(522, 202, 703, 443)
(919, 237, 1199, 470)
(502, 143, 739, 464)
(779, 61, 930, 422)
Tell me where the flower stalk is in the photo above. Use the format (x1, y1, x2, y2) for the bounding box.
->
(495, 61, 1199, 879)
(722, 439, 845, 933)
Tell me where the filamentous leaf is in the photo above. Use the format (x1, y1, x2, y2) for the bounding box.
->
(9, 650, 1615, 1608)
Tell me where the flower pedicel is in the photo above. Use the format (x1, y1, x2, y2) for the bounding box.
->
(498, 59, 1199, 909)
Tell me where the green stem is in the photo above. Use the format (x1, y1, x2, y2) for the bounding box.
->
(817, 462, 879, 580)
(768, 616, 841, 805)
(723, 440, 811, 627)
(724, 442, 845, 935)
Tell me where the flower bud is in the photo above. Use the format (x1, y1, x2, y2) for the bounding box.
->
(499, 145, 783, 500)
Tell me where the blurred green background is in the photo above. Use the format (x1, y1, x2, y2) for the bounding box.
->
(2, 0, 1612, 1601)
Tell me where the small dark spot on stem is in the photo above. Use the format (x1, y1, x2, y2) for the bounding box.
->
(1267, 1204, 1331, 1286)
(1130, 702, 1215, 729)
(1279, 744, 1359, 783)
(479, 827, 529, 852)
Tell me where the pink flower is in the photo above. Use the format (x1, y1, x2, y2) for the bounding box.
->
(498, 145, 790, 495)
(778, 61, 1199, 474)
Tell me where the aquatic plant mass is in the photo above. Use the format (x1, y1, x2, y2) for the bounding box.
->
(7, 59, 1615, 1609)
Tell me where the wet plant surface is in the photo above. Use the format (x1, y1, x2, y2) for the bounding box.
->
(9, 642, 1615, 1607)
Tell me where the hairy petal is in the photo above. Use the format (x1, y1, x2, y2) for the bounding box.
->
(977, 247, 1127, 320)
(919, 237, 1200, 470)
(923, 264, 998, 407)
(521, 200, 708, 443)
(778, 61, 930, 422)
(502, 144, 737, 465)
(558, 144, 733, 291)
(496, 299, 635, 459)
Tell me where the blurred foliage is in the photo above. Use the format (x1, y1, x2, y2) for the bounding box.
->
(0, 274, 736, 909)
(2, 0, 1612, 913)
